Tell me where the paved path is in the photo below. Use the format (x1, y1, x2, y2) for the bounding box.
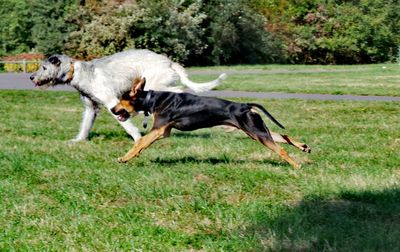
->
(200, 90, 400, 102)
(0, 73, 73, 91)
(1, 73, 399, 102)
(188, 67, 370, 75)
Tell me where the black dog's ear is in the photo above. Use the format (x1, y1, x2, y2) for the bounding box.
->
(48, 55, 61, 66)
(130, 77, 146, 96)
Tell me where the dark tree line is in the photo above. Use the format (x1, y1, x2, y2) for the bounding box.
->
(0, 0, 399, 65)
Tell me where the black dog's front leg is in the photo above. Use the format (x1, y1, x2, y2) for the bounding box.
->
(118, 124, 173, 163)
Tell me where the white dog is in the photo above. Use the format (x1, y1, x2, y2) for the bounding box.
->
(30, 49, 226, 142)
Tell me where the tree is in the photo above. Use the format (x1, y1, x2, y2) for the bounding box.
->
(64, 2, 137, 59)
(29, 0, 77, 55)
(254, 0, 400, 63)
(0, 0, 33, 56)
(130, 0, 208, 64)
(198, 0, 282, 65)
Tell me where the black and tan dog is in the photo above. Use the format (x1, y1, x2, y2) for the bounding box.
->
(111, 78, 310, 168)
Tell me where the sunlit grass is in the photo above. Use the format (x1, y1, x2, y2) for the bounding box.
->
(0, 90, 399, 250)
(188, 63, 400, 96)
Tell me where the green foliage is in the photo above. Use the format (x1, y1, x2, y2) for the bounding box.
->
(0, 0, 33, 56)
(199, 0, 283, 65)
(29, 0, 77, 55)
(0, 0, 77, 56)
(64, 2, 139, 59)
(64, 1, 209, 62)
(258, 0, 400, 63)
(132, 0, 208, 64)
(0, 0, 399, 64)
(63, 0, 276, 65)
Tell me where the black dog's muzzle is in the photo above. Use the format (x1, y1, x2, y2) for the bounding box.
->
(111, 107, 130, 122)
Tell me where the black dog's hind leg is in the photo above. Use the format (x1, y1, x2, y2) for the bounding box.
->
(235, 112, 300, 168)
(270, 132, 311, 153)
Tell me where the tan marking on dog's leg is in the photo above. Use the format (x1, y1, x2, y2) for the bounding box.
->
(118, 124, 172, 163)
(270, 132, 311, 153)
(215, 125, 237, 132)
(261, 139, 300, 169)
(250, 108, 258, 114)
(241, 128, 300, 169)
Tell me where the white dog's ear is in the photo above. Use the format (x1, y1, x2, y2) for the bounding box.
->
(130, 77, 146, 95)
(48, 55, 61, 66)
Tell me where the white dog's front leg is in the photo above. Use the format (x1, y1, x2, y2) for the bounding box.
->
(117, 119, 142, 142)
(105, 101, 142, 142)
(71, 95, 99, 142)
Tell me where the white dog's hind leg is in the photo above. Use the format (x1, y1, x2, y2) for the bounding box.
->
(71, 95, 99, 142)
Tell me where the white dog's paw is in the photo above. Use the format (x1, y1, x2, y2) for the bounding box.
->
(68, 137, 87, 143)
(132, 135, 142, 143)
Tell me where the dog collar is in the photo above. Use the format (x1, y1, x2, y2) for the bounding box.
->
(67, 62, 74, 83)
(143, 91, 153, 116)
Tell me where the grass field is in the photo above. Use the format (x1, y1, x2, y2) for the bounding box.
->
(0, 87, 399, 250)
(189, 64, 400, 96)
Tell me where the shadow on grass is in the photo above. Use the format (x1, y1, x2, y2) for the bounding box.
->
(87, 131, 215, 140)
(246, 188, 400, 251)
(87, 128, 248, 141)
(151, 155, 284, 167)
(88, 131, 133, 140)
(171, 132, 213, 139)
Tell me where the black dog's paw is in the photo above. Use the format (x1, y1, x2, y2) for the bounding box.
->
(302, 144, 311, 153)
(118, 157, 128, 163)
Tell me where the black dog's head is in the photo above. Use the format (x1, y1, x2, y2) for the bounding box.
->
(111, 77, 146, 122)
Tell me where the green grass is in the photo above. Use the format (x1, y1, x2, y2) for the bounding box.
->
(188, 64, 400, 96)
(0, 90, 399, 250)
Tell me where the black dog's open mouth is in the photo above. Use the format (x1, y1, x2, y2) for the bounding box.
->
(114, 109, 130, 122)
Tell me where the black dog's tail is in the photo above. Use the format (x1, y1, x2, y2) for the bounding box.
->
(247, 103, 285, 129)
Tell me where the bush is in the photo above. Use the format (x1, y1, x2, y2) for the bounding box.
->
(64, 2, 137, 59)
(65, 1, 208, 63)
(132, 0, 208, 64)
(259, 0, 400, 64)
(30, 0, 77, 55)
(198, 0, 284, 65)
(1, 53, 44, 72)
(3, 0, 398, 64)
(4, 63, 21, 72)
(0, 0, 33, 56)
(3, 62, 41, 72)
(64, 0, 280, 65)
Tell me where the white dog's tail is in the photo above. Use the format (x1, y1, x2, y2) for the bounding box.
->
(171, 63, 227, 93)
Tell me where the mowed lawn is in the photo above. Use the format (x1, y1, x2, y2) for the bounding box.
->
(0, 72, 399, 250)
(189, 63, 400, 96)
